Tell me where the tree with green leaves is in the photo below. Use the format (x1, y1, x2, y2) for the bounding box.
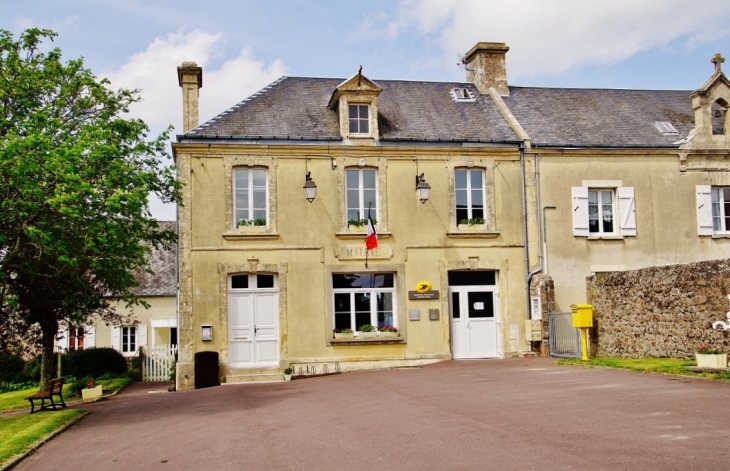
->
(0, 28, 181, 388)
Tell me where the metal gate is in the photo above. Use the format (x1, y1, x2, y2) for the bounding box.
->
(548, 311, 581, 358)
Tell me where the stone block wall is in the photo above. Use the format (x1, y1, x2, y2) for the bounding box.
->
(586, 259, 730, 358)
(530, 274, 555, 357)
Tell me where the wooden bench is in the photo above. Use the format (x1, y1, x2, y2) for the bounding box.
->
(26, 377, 67, 414)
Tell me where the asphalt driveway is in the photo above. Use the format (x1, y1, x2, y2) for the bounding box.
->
(13, 358, 730, 470)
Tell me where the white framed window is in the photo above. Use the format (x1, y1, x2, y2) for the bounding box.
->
(697, 185, 730, 235)
(121, 327, 137, 354)
(348, 104, 370, 134)
(346, 168, 377, 223)
(455, 169, 486, 224)
(712, 187, 730, 232)
(229, 273, 277, 290)
(588, 189, 615, 234)
(333, 273, 396, 331)
(572, 185, 636, 237)
(112, 324, 146, 356)
(234, 167, 268, 226)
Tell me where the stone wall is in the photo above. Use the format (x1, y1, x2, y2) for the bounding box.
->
(530, 274, 555, 357)
(586, 259, 730, 358)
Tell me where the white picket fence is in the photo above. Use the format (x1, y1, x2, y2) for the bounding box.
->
(142, 344, 178, 381)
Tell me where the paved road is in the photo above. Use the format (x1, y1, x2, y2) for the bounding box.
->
(14, 358, 730, 470)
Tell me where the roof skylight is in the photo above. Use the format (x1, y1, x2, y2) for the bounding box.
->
(451, 87, 475, 102)
(653, 121, 679, 135)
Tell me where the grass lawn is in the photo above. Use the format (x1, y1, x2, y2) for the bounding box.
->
(0, 409, 85, 466)
(559, 357, 730, 380)
(0, 377, 131, 414)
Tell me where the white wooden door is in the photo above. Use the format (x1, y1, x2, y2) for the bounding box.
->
(449, 286, 499, 359)
(228, 291, 279, 368)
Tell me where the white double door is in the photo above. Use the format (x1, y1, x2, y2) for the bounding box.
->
(228, 291, 279, 368)
(449, 285, 500, 359)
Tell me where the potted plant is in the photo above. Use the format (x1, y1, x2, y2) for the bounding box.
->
(237, 218, 267, 232)
(334, 328, 354, 339)
(358, 324, 377, 338)
(348, 218, 375, 232)
(458, 217, 486, 231)
(283, 367, 293, 381)
(81, 377, 103, 403)
(378, 324, 399, 338)
(695, 345, 728, 369)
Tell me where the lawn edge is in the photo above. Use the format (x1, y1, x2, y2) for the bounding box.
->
(0, 410, 89, 471)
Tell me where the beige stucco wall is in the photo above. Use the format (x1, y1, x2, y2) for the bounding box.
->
(536, 149, 730, 312)
(173, 143, 536, 389)
(91, 296, 177, 350)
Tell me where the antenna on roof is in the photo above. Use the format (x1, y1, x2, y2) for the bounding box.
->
(456, 55, 474, 73)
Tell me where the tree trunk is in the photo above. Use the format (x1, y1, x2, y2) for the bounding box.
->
(39, 320, 59, 391)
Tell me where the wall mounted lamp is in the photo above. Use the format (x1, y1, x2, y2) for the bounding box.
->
(303, 171, 317, 203)
(415, 173, 431, 204)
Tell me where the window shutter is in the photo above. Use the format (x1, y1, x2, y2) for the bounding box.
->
(618, 187, 637, 236)
(111, 326, 121, 351)
(571, 187, 589, 236)
(696, 185, 713, 236)
(57, 328, 69, 351)
(85, 326, 96, 348)
(138, 324, 148, 347)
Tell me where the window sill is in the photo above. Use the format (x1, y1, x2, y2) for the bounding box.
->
(223, 232, 280, 241)
(586, 235, 624, 240)
(330, 337, 405, 346)
(336, 231, 392, 240)
(447, 230, 500, 239)
(711, 234, 730, 239)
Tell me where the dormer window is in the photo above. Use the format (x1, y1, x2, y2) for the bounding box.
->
(451, 87, 475, 102)
(328, 69, 382, 141)
(349, 104, 370, 134)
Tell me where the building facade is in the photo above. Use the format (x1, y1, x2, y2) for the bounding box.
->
(172, 44, 730, 389)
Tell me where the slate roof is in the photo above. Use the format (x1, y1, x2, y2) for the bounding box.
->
(130, 221, 177, 297)
(181, 76, 697, 148)
(503, 87, 695, 147)
(183, 77, 519, 143)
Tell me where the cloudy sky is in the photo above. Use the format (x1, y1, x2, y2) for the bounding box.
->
(5, 0, 730, 219)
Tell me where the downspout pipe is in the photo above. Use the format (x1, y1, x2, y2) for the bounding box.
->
(524, 150, 546, 325)
(520, 142, 533, 322)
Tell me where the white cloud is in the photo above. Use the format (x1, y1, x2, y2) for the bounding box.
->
(102, 29, 287, 220)
(103, 28, 287, 136)
(376, 0, 730, 79)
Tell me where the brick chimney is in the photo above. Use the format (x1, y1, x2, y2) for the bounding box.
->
(177, 61, 203, 133)
(462, 42, 509, 96)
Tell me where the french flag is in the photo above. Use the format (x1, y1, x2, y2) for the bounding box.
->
(366, 214, 378, 250)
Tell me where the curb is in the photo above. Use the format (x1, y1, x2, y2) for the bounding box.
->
(1, 410, 89, 471)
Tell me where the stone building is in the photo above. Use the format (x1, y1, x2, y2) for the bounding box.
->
(172, 43, 730, 389)
(58, 221, 178, 356)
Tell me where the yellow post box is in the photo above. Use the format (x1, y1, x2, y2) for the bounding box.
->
(570, 304, 593, 361)
(570, 304, 593, 328)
